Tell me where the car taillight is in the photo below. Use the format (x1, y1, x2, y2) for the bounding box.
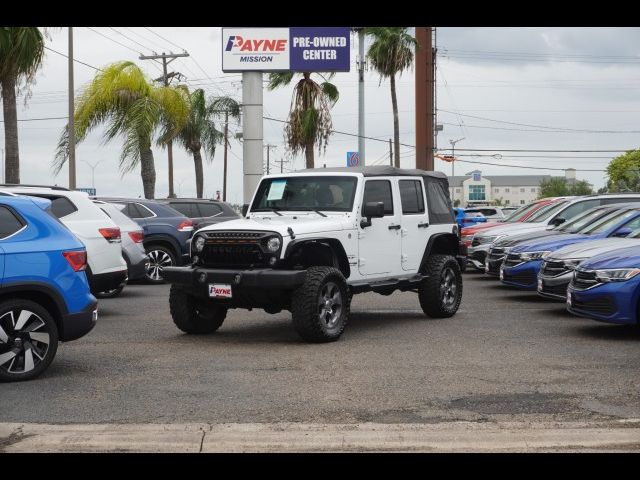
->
(177, 220, 194, 232)
(99, 227, 121, 243)
(63, 250, 87, 271)
(128, 231, 144, 243)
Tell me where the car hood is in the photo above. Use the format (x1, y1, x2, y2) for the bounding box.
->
(547, 237, 640, 261)
(511, 233, 590, 253)
(476, 222, 547, 239)
(194, 212, 351, 237)
(494, 229, 563, 247)
(580, 245, 640, 270)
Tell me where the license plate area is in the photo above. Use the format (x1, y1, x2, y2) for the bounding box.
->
(209, 284, 232, 298)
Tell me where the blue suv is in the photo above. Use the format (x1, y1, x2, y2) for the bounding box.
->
(0, 195, 97, 381)
(567, 245, 640, 325)
(95, 198, 194, 283)
(500, 205, 640, 290)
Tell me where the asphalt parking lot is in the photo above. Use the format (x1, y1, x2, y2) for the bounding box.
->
(2, 271, 640, 427)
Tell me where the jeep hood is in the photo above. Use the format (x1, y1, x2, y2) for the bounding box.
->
(548, 237, 640, 261)
(194, 213, 350, 237)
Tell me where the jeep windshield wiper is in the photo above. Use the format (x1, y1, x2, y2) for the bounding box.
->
(313, 209, 327, 217)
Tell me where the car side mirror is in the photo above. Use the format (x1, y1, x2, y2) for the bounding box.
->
(549, 217, 565, 227)
(613, 227, 633, 238)
(241, 204, 249, 217)
(360, 201, 385, 228)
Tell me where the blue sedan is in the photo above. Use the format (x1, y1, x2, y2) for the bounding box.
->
(567, 245, 640, 325)
(500, 206, 640, 290)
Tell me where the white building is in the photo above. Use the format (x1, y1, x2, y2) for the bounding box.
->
(448, 169, 579, 207)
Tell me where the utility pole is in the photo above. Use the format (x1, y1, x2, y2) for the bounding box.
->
(415, 27, 435, 171)
(389, 139, 393, 166)
(449, 137, 465, 180)
(354, 27, 366, 165)
(1, 148, 4, 183)
(280, 157, 284, 174)
(139, 51, 189, 198)
(222, 110, 229, 202)
(68, 27, 76, 189)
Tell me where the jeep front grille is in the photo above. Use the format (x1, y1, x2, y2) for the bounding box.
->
(199, 231, 278, 268)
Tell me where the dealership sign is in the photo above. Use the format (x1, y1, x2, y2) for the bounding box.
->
(222, 27, 351, 72)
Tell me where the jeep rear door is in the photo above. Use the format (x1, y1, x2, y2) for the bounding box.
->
(398, 178, 429, 272)
(357, 178, 402, 277)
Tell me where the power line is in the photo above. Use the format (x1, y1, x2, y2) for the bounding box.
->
(263, 116, 417, 148)
(142, 27, 185, 51)
(0, 116, 68, 123)
(44, 46, 101, 71)
(107, 27, 154, 53)
(85, 27, 140, 54)
(439, 109, 640, 134)
(452, 158, 607, 172)
(440, 120, 640, 134)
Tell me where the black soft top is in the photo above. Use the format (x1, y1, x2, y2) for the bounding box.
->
(298, 166, 448, 180)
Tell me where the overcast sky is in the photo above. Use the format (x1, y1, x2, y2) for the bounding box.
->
(3, 27, 640, 202)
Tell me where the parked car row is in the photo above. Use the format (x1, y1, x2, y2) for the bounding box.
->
(0, 186, 239, 381)
(463, 194, 640, 327)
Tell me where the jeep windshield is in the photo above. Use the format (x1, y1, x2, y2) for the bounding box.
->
(251, 176, 358, 213)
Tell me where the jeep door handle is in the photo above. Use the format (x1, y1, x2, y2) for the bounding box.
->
(418, 222, 429, 228)
(388, 224, 401, 230)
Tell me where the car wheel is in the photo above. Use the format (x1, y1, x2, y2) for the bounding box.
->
(145, 246, 176, 284)
(291, 266, 350, 343)
(0, 299, 59, 382)
(95, 285, 125, 299)
(169, 285, 227, 334)
(419, 254, 463, 318)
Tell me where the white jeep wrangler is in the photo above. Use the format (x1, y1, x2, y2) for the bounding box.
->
(164, 166, 465, 342)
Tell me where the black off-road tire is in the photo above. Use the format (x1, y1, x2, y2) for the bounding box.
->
(291, 266, 350, 343)
(0, 299, 59, 382)
(169, 285, 227, 334)
(419, 254, 463, 318)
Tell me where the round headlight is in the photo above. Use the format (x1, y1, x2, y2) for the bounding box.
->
(194, 235, 206, 253)
(266, 236, 281, 252)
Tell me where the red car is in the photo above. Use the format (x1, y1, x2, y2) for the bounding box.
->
(460, 198, 558, 248)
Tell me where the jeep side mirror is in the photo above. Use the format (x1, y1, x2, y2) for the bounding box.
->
(360, 201, 385, 228)
(241, 204, 249, 217)
(613, 227, 633, 238)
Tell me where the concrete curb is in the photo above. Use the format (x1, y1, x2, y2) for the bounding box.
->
(2, 420, 640, 452)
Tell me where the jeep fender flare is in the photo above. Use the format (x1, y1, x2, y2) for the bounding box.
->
(419, 233, 460, 274)
(284, 238, 351, 279)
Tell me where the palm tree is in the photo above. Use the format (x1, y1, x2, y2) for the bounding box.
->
(160, 88, 240, 198)
(366, 27, 417, 168)
(53, 61, 189, 198)
(0, 27, 46, 183)
(267, 72, 338, 168)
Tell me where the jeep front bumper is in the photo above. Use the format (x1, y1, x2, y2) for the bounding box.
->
(164, 266, 307, 288)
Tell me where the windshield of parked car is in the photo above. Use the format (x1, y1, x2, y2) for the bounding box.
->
(555, 207, 609, 233)
(524, 201, 568, 223)
(503, 203, 537, 222)
(579, 209, 639, 235)
(251, 176, 358, 212)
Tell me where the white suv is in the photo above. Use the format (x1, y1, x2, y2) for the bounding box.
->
(163, 166, 465, 342)
(4, 185, 128, 294)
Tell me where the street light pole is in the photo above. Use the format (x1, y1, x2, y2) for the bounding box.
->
(449, 137, 465, 180)
(81, 159, 104, 189)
